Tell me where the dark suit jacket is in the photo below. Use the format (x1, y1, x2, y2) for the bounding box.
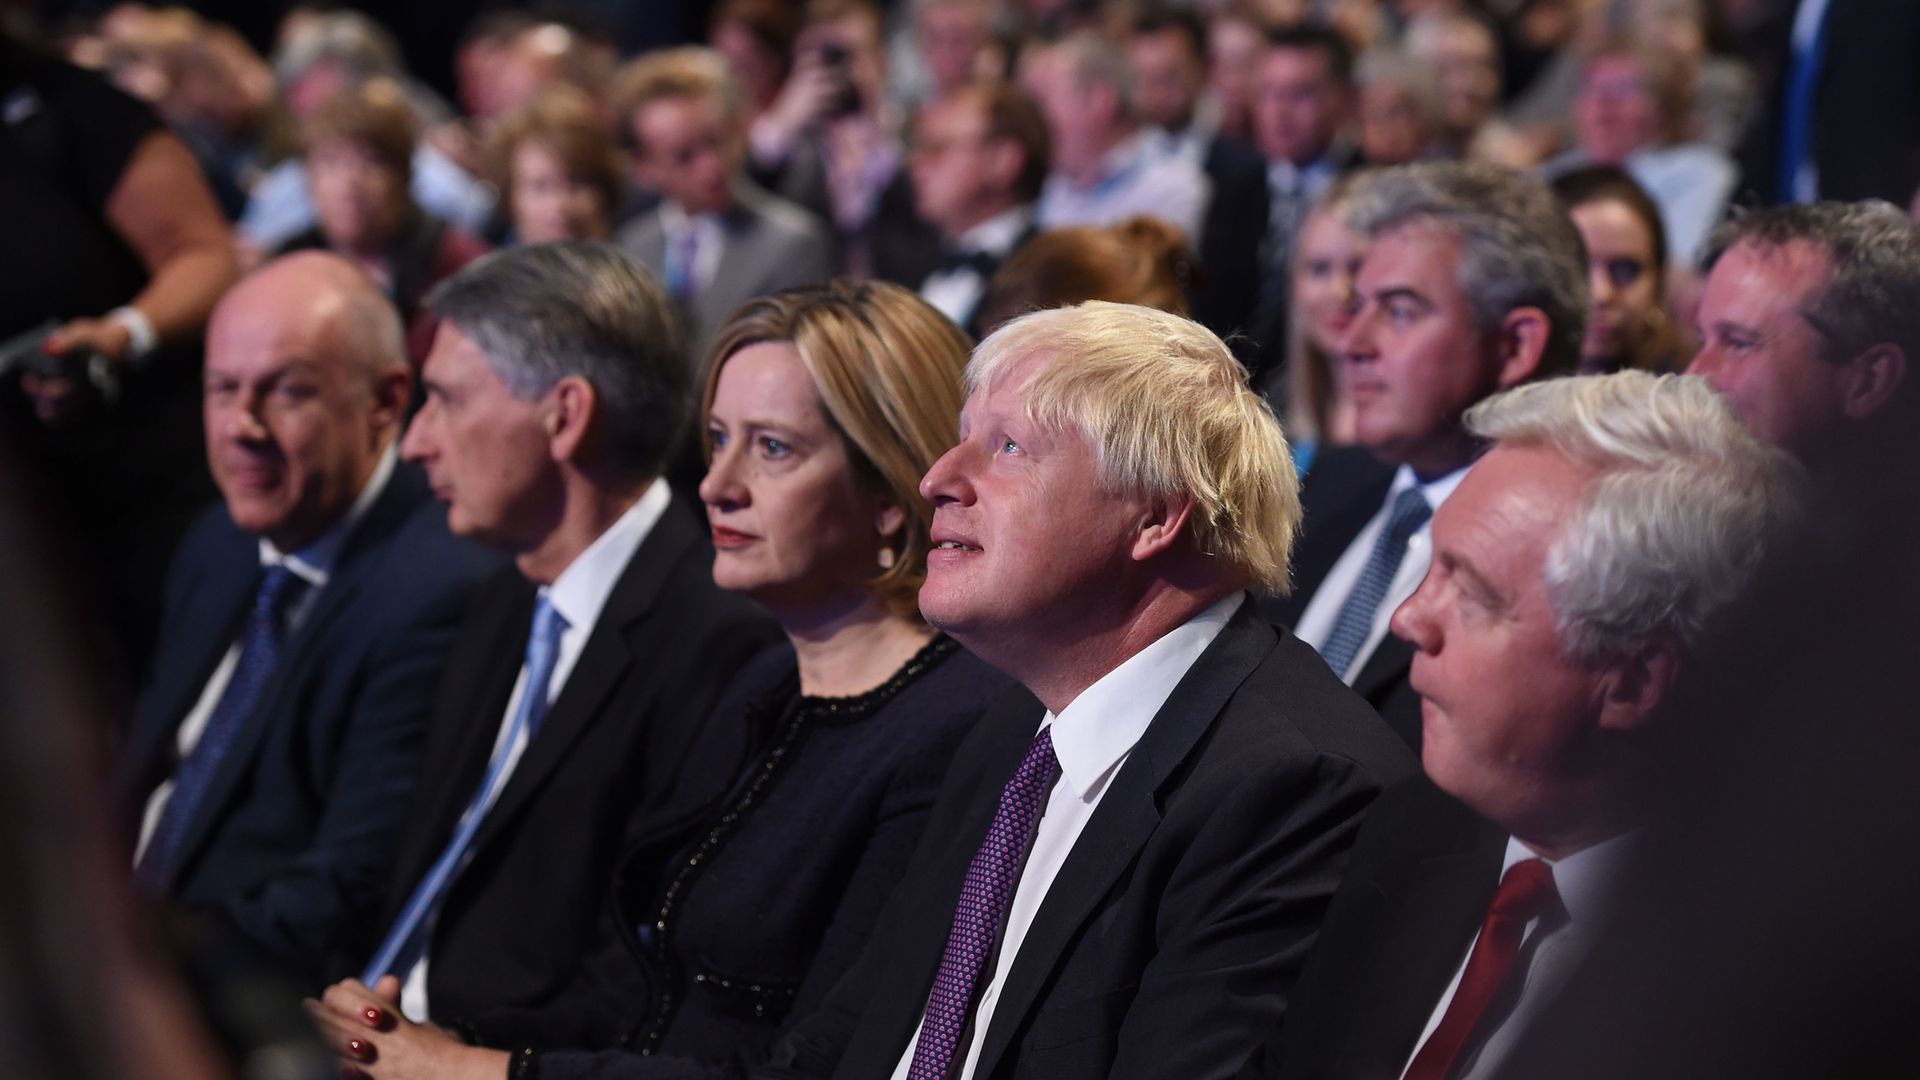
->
(370, 506, 782, 1022)
(761, 598, 1415, 1080)
(1241, 777, 1507, 1080)
(1259, 445, 1422, 749)
(119, 463, 499, 978)
(1192, 135, 1271, 352)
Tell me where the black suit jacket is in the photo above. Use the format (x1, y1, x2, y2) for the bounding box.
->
(762, 598, 1415, 1080)
(1241, 777, 1507, 1080)
(119, 463, 499, 978)
(1192, 135, 1271, 352)
(371, 506, 781, 1022)
(1259, 446, 1423, 749)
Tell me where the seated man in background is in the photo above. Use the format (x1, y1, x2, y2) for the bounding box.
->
(1247, 371, 1805, 1079)
(761, 301, 1413, 1080)
(117, 251, 497, 980)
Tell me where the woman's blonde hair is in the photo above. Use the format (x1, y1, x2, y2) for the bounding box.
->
(970, 301, 1302, 594)
(703, 280, 973, 619)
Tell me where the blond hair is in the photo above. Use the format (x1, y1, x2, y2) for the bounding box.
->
(970, 302, 1301, 593)
(704, 280, 973, 620)
(610, 46, 742, 145)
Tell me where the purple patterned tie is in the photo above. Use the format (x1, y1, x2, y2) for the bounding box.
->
(907, 726, 1061, 1080)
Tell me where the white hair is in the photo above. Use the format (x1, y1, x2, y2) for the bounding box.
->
(1465, 372, 1806, 661)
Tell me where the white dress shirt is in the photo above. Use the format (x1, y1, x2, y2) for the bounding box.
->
(1295, 464, 1469, 682)
(919, 205, 1034, 327)
(888, 593, 1243, 1080)
(399, 480, 671, 1021)
(134, 447, 398, 862)
(1402, 832, 1635, 1080)
(1036, 131, 1212, 247)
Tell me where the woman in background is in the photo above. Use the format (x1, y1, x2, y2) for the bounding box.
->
(488, 87, 622, 245)
(1552, 164, 1683, 375)
(974, 213, 1193, 335)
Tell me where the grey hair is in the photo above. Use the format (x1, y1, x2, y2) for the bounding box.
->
(1345, 161, 1589, 378)
(424, 242, 690, 478)
(1466, 371, 1806, 662)
(1059, 31, 1135, 117)
(273, 10, 403, 86)
(1355, 49, 1446, 131)
(1706, 201, 1920, 409)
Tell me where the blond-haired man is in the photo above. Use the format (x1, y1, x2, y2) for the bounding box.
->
(761, 301, 1413, 1080)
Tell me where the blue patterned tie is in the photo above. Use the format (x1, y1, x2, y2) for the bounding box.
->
(1318, 487, 1432, 679)
(1777, 1, 1831, 202)
(907, 726, 1061, 1080)
(666, 225, 701, 303)
(361, 593, 569, 984)
(136, 564, 306, 892)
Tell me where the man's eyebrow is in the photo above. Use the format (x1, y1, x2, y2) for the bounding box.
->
(1449, 550, 1506, 609)
(1370, 285, 1430, 308)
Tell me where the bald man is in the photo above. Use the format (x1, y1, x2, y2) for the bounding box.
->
(116, 252, 498, 980)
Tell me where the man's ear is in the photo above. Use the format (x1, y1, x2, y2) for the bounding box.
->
(1494, 306, 1552, 389)
(1130, 492, 1196, 562)
(1596, 639, 1680, 734)
(547, 376, 599, 464)
(1840, 343, 1907, 421)
(372, 368, 413, 432)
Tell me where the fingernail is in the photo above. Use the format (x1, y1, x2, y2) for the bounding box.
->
(364, 1006, 387, 1027)
(348, 1038, 370, 1060)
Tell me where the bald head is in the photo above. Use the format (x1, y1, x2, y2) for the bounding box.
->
(203, 251, 413, 551)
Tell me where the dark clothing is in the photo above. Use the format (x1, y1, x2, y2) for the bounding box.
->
(1259, 446, 1422, 749)
(1239, 778, 1507, 1080)
(760, 599, 1415, 1080)
(1191, 135, 1272, 354)
(470, 637, 1015, 1079)
(363, 508, 782, 1023)
(117, 464, 499, 979)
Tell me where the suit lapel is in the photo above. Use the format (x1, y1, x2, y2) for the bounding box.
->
(1351, 633, 1413, 705)
(971, 601, 1276, 1077)
(1269, 448, 1396, 628)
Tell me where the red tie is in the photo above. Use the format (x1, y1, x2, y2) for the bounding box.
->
(1404, 858, 1562, 1080)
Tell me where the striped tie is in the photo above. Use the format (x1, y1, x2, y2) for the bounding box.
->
(1318, 487, 1432, 679)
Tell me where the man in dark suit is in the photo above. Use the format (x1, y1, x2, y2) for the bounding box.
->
(1244, 372, 1806, 1080)
(342, 242, 780, 1026)
(760, 301, 1413, 1080)
(1259, 163, 1587, 749)
(118, 252, 497, 980)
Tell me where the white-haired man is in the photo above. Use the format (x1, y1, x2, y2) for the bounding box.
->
(760, 301, 1413, 1080)
(1245, 371, 1805, 1080)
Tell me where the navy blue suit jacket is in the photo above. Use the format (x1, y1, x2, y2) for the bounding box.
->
(118, 462, 500, 979)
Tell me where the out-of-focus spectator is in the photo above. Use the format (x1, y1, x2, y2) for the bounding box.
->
(1545, 36, 1738, 269)
(449, 11, 537, 124)
(892, 0, 1002, 109)
(1619, 0, 1756, 152)
(973, 215, 1193, 335)
(1207, 6, 1265, 143)
(613, 47, 832, 362)
(1025, 32, 1210, 246)
(1270, 175, 1366, 474)
(275, 78, 492, 363)
(907, 81, 1047, 334)
(487, 87, 624, 245)
(241, 11, 494, 254)
(709, 0, 800, 125)
(1354, 49, 1443, 166)
(1553, 164, 1684, 374)
(1402, 8, 1534, 165)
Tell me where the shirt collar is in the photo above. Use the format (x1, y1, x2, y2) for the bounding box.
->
(544, 480, 671, 638)
(1387, 462, 1471, 515)
(1268, 152, 1340, 197)
(954, 204, 1034, 255)
(1501, 830, 1637, 929)
(1041, 592, 1244, 799)
(659, 199, 723, 237)
(258, 444, 397, 588)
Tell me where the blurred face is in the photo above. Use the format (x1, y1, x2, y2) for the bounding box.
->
(1023, 51, 1115, 178)
(918, 353, 1148, 649)
(308, 137, 407, 255)
(1390, 444, 1608, 834)
(920, 3, 990, 95)
(806, 13, 886, 111)
(1688, 239, 1848, 457)
(1571, 198, 1664, 371)
(402, 321, 562, 553)
(1358, 79, 1429, 166)
(632, 96, 740, 216)
(1295, 208, 1367, 356)
(203, 275, 397, 553)
(910, 94, 1012, 234)
(1208, 18, 1262, 126)
(712, 21, 785, 111)
(1415, 23, 1500, 135)
(1341, 226, 1502, 476)
(511, 140, 611, 243)
(700, 343, 899, 615)
(1575, 54, 1661, 164)
(1254, 46, 1347, 167)
(1128, 28, 1205, 133)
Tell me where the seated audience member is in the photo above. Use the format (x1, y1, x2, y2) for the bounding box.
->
(1552, 165, 1684, 374)
(744, 301, 1412, 1079)
(311, 281, 1017, 1077)
(1245, 371, 1805, 1080)
(1207, 8, 1264, 143)
(1402, 9, 1532, 166)
(1354, 49, 1443, 167)
(905, 81, 1047, 334)
(613, 48, 832, 363)
(488, 87, 623, 245)
(347, 243, 781, 1024)
(277, 78, 492, 364)
(1129, 6, 1272, 350)
(116, 252, 497, 979)
(1543, 37, 1737, 269)
(1270, 176, 1366, 473)
(708, 0, 799, 127)
(1688, 200, 1920, 476)
(1259, 162, 1587, 749)
(1025, 32, 1211, 247)
(900, 0, 1001, 108)
(972, 215, 1193, 335)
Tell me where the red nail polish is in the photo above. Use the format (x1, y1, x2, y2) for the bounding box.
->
(348, 1038, 370, 1059)
(364, 1006, 388, 1027)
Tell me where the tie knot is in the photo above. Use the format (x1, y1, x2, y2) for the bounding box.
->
(530, 593, 568, 652)
(1386, 487, 1433, 535)
(256, 564, 305, 618)
(1011, 726, 1063, 795)
(1490, 858, 1561, 923)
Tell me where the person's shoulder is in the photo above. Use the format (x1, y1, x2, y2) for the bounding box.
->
(1212, 617, 1417, 780)
(738, 182, 832, 245)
